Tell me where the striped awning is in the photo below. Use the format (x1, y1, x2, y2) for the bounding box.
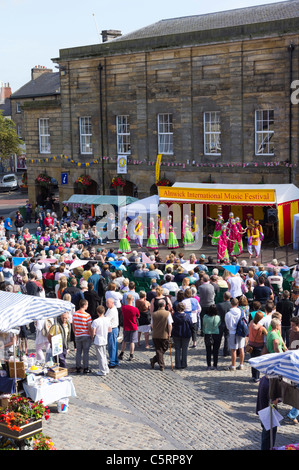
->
(0, 291, 75, 333)
(249, 350, 299, 384)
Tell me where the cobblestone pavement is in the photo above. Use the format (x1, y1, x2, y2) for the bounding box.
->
(23, 332, 297, 451)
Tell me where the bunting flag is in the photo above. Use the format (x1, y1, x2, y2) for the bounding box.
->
(108, 260, 124, 270)
(142, 252, 152, 264)
(12, 257, 27, 267)
(221, 265, 240, 275)
(26, 153, 296, 169)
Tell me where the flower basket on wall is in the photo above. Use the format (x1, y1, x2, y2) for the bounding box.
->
(75, 174, 93, 190)
(156, 178, 172, 187)
(111, 175, 126, 188)
(36, 173, 51, 188)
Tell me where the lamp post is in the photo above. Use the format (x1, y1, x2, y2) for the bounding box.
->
(98, 62, 105, 194)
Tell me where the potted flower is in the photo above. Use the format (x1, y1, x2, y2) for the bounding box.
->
(31, 433, 56, 450)
(36, 173, 52, 188)
(75, 174, 93, 190)
(0, 394, 50, 440)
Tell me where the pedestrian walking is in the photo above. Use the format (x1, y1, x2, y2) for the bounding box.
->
(171, 302, 193, 369)
(118, 294, 140, 361)
(202, 304, 222, 370)
(92, 305, 111, 376)
(150, 299, 173, 371)
(72, 299, 93, 374)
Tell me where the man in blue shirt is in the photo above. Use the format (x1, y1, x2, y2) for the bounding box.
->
(144, 264, 160, 280)
(122, 281, 140, 306)
(4, 217, 12, 238)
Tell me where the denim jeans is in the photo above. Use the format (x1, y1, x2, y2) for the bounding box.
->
(75, 335, 92, 369)
(107, 327, 119, 366)
(287, 408, 299, 420)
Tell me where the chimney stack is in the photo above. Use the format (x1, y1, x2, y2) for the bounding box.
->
(101, 30, 122, 43)
(0, 83, 11, 104)
(31, 65, 53, 81)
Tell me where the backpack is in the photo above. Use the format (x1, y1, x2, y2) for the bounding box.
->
(97, 275, 107, 297)
(235, 309, 249, 338)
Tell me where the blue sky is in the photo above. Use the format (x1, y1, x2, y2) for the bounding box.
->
(0, 0, 287, 92)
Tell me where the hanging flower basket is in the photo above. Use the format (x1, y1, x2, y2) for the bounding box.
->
(36, 173, 51, 187)
(111, 175, 126, 188)
(156, 178, 172, 187)
(75, 174, 93, 189)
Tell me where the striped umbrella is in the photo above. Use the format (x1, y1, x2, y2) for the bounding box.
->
(249, 350, 299, 383)
(0, 291, 75, 333)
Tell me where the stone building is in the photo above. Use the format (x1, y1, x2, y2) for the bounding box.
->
(12, 1, 299, 205)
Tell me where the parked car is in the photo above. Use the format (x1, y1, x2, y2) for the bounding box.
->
(0, 174, 19, 191)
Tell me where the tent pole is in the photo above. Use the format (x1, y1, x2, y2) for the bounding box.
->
(13, 334, 18, 393)
(270, 399, 273, 450)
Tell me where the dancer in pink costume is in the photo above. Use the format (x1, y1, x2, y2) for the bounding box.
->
(226, 219, 240, 255)
(235, 217, 247, 256)
(210, 223, 230, 263)
(226, 212, 234, 232)
(208, 214, 224, 246)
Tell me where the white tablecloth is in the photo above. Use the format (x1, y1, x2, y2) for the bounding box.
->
(23, 377, 76, 406)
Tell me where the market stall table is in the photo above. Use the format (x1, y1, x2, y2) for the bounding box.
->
(23, 376, 76, 406)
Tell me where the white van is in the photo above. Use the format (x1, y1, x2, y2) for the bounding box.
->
(0, 174, 19, 191)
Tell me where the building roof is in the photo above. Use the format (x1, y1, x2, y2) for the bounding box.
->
(56, 0, 299, 61)
(10, 72, 60, 100)
(114, 0, 299, 42)
(0, 97, 11, 117)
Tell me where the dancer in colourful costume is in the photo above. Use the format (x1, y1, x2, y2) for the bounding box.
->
(182, 215, 194, 247)
(147, 217, 158, 250)
(235, 217, 247, 256)
(228, 219, 242, 256)
(134, 216, 144, 247)
(118, 221, 131, 254)
(209, 223, 230, 263)
(247, 220, 263, 258)
(190, 210, 200, 241)
(208, 214, 224, 246)
(166, 214, 179, 250)
(156, 214, 166, 245)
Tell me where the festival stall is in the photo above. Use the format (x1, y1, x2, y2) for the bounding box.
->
(0, 291, 76, 407)
(118, 195, 159, 223)
(63, 194, 138, 217)
(158, 183, 299, 246)
(249, 350, 299, 450)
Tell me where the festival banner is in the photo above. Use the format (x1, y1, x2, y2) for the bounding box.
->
(117, 155, 127, 174)
(158, 186, 276, 205)
(155, 154, 162, 183)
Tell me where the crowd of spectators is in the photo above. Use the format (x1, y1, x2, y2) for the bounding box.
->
(1, 207, 299, 433)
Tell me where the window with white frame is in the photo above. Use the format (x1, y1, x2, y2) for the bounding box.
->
(116, 115, 131, 154)
(255, 109, 274, 156)
(79, 117, 93, 154)
(204, 111, 221, 155)
(158, 113, 173, 155)
(39, 118, 51, 154)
